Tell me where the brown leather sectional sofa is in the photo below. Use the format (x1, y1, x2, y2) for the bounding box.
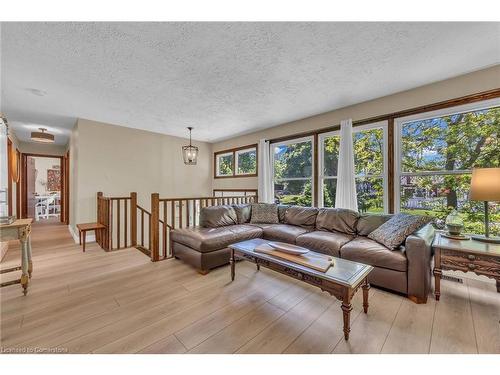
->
(171, 204, 435, 303)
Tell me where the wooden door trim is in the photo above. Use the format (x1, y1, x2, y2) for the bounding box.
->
(21, 153, 65, 220)
(7, 139, 12, 216)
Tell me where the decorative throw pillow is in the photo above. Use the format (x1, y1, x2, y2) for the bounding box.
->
(250, 203, 279, 224)
(232, 204, 252, 224)
(368, 213, 432, 250)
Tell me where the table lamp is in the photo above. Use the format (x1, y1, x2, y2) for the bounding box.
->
(469, 167, 500, 243)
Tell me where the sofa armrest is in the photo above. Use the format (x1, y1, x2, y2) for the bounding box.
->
(405, 223, 436, 303)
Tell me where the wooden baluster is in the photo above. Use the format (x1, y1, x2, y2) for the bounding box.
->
(109, 199, 113, 250)
(163, 201, 167, 258)
(141, 209, 144, 247)
(150, 193, 160, 261)
(171, 201, 175, 229)
(117, 199, 121, 249)
(179, 200, 183, 228)
(130, 192, 137, 247)
(124, 199, 128, 248)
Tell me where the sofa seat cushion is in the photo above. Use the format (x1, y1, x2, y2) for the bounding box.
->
(228, 224, 263, 242)
(340, 236, 407, 272)
(253, 224, 310, 243)
(171, 225, 262, 253)
(295, 230, 353, 257)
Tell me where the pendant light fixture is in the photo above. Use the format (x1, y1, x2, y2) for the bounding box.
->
(182, 127, 198, 165)
(31, 128, 55, 143)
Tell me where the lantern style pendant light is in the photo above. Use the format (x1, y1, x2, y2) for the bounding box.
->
(182, 127, 198, 165)
(31, 128, 55, 143)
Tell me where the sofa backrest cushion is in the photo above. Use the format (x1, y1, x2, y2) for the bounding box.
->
(233, 204, 252, 224)
(250, 203, 279, 224)
(284, 206, 319, 229)
(316, 208, 359, 235)
(356, 214, 393, 236)
(368, 213, 433, 250)
(200, 205, 238, 228)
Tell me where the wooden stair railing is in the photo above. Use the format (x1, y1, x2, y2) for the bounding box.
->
(149, 192, 258, 262)
(96, 190, 257, 261)
(96, 192, 137, 251)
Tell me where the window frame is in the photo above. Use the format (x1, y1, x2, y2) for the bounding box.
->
(235, 147, 258, 176)
(318, 121, 388, 212)
(213, 144, 258, 178)
(271, 135, 315, 206)
(394, 97, 500, 213)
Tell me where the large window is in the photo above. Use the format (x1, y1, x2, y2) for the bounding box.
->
(319, 122, 388, 212)
(214, 144, 257, 178)
(272, 137, 313, 206)
(396, 99, 500, 235)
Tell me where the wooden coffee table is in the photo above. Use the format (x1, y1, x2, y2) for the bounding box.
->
(229, 238, 373, 340)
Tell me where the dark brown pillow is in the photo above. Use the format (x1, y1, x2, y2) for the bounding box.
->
(200, 205, 238, 228)
(368, 213, 432, 250)
(233, 204, 252, 224)
(250, 203, 279, 224)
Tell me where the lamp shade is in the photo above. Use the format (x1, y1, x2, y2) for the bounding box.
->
(469, 167, 500, 201)
(182, 145, 198, 165)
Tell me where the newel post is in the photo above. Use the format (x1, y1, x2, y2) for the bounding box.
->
(96, 192, 103, 246)
(150, 193, 160, 262)
(130, 192, 137, 247)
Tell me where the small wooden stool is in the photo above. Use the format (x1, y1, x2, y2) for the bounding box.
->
(76, 223, 106, 252)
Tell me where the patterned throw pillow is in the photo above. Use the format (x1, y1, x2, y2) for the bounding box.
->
(250, 203, 279, 224)
(368, 213, 432, 250)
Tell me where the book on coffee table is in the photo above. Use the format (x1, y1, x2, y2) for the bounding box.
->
(254, 242, 333, 272)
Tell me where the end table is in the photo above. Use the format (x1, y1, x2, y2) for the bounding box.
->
(432, 232, 500, 301)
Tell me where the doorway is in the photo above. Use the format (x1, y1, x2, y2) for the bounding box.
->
(22, 154, 66, 224)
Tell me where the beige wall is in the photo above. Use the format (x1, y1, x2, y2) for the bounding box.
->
(69, 119, 213, 232)
(18, 141, 67, 156)
(212, 65, 500, 192)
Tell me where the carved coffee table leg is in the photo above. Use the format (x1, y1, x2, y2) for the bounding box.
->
(362, 278, 370, 313)
(341, 292, 353, 340)
(230, 248, 235, 281)
(256, 263, 260, 271)
(496, 280, 499, 293)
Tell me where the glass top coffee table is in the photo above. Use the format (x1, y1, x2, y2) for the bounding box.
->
(229, 238, 374, 340)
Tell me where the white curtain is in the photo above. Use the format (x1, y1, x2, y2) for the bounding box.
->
(258, 139, 274, 203)
(335, 119, 358, 211)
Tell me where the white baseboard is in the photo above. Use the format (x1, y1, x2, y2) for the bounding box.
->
(68, 225, 96, 244)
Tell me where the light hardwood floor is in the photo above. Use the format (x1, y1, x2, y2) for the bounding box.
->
(1, 221, 499, 354)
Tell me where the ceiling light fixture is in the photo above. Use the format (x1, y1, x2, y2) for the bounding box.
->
(31, 128, 55, 143)
(182, 127, 198, 165)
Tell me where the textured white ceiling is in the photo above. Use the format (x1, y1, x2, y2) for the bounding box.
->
(1, 22, 499, 145)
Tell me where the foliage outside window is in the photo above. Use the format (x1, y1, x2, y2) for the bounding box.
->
(320, 124, 386, 213)
(236, 148, 257, 175)
(272, 138, 313, 206)
(216, 152, 233, 176)
(398, 105, 500, 235)
(215, 145, 257, 177)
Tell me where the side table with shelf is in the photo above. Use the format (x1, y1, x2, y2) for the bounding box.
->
(432, 232, 500, 300)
